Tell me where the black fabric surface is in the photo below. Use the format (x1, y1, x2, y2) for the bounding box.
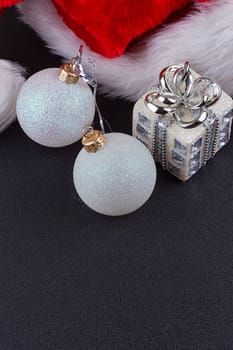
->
(0, 8, 233, 350)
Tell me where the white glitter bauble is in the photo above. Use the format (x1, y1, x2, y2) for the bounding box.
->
(16, 68, 95, 147)
(73, 133, 157, 216)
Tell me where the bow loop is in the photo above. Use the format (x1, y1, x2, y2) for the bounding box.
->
(146, 62, 222, 128)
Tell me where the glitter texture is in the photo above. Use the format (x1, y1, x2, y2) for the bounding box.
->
(73, 133, 156, 216)
(16, 68, 95, 147)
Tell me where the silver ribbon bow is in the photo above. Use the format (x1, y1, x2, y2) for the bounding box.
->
(145, 62, 222, 128)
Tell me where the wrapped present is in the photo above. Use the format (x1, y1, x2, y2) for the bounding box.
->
(132, 62, 233, 181)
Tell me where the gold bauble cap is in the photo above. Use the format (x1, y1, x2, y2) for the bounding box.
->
(57, 63, 80, 85)
(82, 129, 106, 153)
(57, 46, 84, 84)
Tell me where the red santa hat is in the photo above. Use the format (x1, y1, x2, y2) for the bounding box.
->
(0, 0, 232, 102)
(1, 1, 208, 57)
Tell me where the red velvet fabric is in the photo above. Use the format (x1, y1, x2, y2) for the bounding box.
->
(0, 0, 21, 7)
(53, 0, 195, 58)
(0, 0, 211, 58)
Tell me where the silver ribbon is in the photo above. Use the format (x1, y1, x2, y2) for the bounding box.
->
(145, 62, 222, 128)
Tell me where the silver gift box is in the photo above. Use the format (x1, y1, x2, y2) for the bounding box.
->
(132, 63, 233, 181)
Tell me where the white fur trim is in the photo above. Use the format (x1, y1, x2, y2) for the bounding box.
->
(18, 0, 233, 100)
(0, 60, 25, 132)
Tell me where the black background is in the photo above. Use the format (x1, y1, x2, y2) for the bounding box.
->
(0, 7, 233, 350)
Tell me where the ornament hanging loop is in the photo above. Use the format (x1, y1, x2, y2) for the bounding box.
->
(58, 46, 109, 138)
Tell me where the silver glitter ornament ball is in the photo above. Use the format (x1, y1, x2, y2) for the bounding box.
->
(16, 68, 95, 147)
(73, 133, 157, 216)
